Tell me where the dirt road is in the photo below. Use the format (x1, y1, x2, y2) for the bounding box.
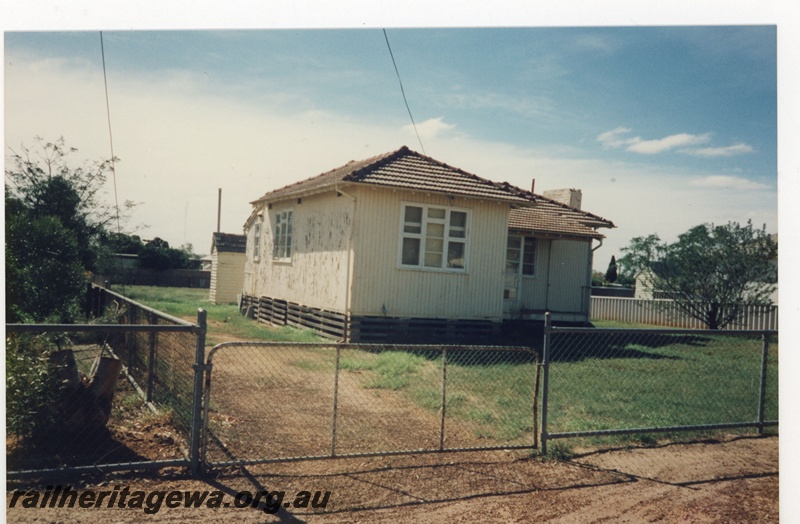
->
(7, 434, 778, 523)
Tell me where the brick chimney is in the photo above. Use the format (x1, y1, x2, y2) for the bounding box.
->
(543, 188, 582, 209)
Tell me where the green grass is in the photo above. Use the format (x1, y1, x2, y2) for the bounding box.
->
(340, 351, 432, 390)
(545, 332, 779, 447)
(117, 285, 322, 346)
(114, 287, 779, 451)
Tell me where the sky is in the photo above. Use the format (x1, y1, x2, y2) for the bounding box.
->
(0, 3, 791, 276)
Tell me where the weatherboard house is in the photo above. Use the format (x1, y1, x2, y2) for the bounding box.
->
(240, 146, 614, 341)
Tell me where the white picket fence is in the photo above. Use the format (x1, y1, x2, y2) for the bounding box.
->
(590, 297, 778, 330)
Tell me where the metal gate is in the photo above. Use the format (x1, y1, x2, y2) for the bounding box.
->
(201, 342, 540, 467)
(540, 314, 779, 454)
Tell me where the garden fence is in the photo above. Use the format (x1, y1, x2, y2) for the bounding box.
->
(540, 314, 778, 454)
(7, 287, 779, 480)
(590, 296, 778, 330)
(6, 284, 206, 479)
(201, 342, 541, 467)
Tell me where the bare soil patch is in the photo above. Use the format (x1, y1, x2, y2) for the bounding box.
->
(7, 436, 777, 523)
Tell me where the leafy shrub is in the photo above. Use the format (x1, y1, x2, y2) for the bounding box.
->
(5, 334, 67, 442)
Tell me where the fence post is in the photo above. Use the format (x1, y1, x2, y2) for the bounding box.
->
(146, 311, 158, 403)
(757, 332, 770, 434)
(540, 312, 551, 456)
(330, 345, 341, 457)
(190, 308, 207, 476)
(439, 347, 447, 451)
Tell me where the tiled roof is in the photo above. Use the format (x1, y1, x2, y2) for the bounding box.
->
(251, 146, 532, 205)
(212, 232, 247, 253)
(509, 195, 615, 239)
(249, 146, 614, 238)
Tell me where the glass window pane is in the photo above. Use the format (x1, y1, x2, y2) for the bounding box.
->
(405, 206, 422, 223)
(424, 252, 443, 267)
(404, 206, 422, 233)
(523, 237, 536, 275)
(427, 223, 445, 239)
(449, 211, 466, 238)
(428, 207, 446, 220)
(427, 238, 444, 252)
(402, 238, 420, 265)
(450, 211, 466, 228)
(447, 242, 465, 268)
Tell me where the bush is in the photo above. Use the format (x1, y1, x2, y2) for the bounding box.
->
(5, 334, 67, 442)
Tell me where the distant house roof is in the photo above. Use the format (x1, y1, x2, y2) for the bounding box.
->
(250, 146, 533, 207)
(212, 232, 247, 254)
(509, 195, 615, 239)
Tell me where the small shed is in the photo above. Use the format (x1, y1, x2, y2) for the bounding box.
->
(209, 232, 247, 305)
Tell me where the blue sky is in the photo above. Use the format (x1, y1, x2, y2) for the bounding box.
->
(1, 14, 784, 274)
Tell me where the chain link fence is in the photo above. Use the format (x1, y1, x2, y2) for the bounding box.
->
(7, 286, 779, 481)
(201, 342, 541, 467)
(541, 314, 778, 460)
(6, 284, 206, 479)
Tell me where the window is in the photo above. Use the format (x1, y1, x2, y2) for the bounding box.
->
(400, 204, 469, 271)
(273, 210, 293, 260)
(506, 235, 537, 276)
(522, 237, 536, 275)
(253, 222, 262, 259)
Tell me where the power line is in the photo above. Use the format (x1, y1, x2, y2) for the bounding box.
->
(100, 31, 122, 236)
(383, 29, 425, 155)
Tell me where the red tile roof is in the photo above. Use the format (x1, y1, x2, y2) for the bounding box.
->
(509, 198, 614, 239)
(249, 146, 614, 238)
(251, 146, 531, 205)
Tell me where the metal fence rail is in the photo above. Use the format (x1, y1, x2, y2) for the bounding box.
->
(201, 342, 541, 467)
(6, 284, 206, 480)
(540, 313, 778, 454)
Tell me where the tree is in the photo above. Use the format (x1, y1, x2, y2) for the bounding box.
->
(5, 137, 137, 272)
(5, 137, 137, 321)
(103, 232, 146, 255)
(605, 255, 618, 284)
(138, 237, 200, 270)
(5, 191, 86, 322)
(619, 221, 777, 329)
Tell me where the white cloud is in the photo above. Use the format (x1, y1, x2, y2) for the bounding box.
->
(597, 127, 633, 148)
(687, 143, 755, 157)
(402, 117, 457, 140)
(599, 127, 727, 155)
(689, 175, 769, 190)
(627, 133, 711, 154)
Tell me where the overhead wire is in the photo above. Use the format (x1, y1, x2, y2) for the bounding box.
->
(100, 31, 126, 298)
(383, 29, 426, 155)
(100, 31, 122, 236)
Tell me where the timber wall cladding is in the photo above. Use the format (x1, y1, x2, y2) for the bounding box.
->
(248, 191, 352, 313)
(210, 252, 246, 304)
(349, 187, 510, 320)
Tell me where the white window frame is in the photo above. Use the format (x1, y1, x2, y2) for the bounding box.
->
(506, 235, 537, 277)
(398, 202, 470, 273)
(252, 221, 262, 260)
(272, 209, 293, 262)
